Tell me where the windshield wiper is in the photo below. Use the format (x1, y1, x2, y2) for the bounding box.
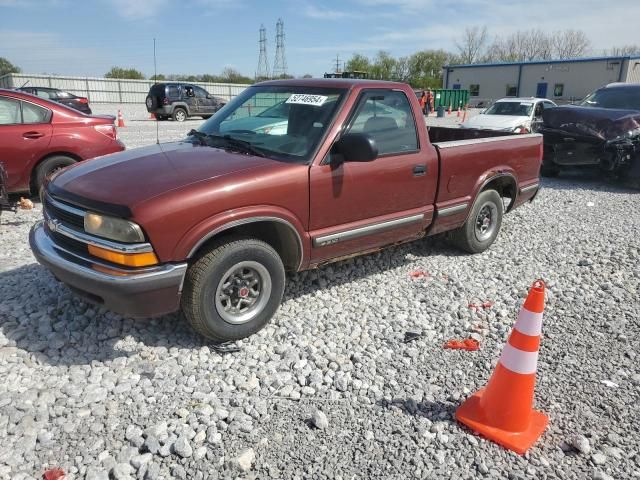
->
(187, 130, 265, 157)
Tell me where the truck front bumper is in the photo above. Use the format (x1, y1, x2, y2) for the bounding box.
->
(29, 221, 187, 318)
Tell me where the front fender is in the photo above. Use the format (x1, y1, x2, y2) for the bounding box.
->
(173, 205, 310, 267)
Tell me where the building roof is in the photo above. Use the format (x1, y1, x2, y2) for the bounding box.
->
(444, 55, 640, 70)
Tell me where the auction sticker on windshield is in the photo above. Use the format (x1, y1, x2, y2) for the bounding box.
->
(286, 94, 328, 106)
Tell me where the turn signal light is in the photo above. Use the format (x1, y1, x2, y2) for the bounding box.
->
(88, 245, 159, 267)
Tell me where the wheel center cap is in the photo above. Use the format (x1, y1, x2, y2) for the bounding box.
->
(238, 287, 249, 298)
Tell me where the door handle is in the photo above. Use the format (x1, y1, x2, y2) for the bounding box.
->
(23, 131, 45, 139)
(413, 164, 427, 176)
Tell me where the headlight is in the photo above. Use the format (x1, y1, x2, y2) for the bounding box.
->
(84, 212, 145, 243)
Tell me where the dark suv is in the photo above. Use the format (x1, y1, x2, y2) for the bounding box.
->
(146, 83, 226, 121)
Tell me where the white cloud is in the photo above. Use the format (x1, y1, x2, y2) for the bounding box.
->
(107, 0, 169, 19)
(303, 4, 355, 19)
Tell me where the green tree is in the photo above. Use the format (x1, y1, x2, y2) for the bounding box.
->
(302, 73, 313, 78)
(344, 53, 371, 73)
(150, 73, 165, 82)
(104, 66, 145, 79)
(0, 57, 21, 77)
(370, 51, 396, 80)
(407, 50, 449, 88)
(219, 67, 253, 84)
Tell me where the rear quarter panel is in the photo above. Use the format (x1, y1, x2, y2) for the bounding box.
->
(430, 133, 542, 234)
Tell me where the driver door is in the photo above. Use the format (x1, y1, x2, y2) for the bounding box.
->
(308, 89, 437, 263)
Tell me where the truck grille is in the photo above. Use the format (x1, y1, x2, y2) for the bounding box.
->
(43, 194, 85, 230)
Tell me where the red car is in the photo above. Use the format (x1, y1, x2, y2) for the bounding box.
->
(0, 88, 124, 194)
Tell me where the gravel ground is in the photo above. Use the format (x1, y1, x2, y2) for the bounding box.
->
(0, 104, 638, 479)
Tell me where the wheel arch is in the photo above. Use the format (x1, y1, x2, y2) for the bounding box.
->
(30, 151, 82, 194)
(468, 171, 518, 221)
(187, 217, 304, 272)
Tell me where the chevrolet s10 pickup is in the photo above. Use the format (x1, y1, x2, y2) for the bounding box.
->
(30, 79, 542, 341)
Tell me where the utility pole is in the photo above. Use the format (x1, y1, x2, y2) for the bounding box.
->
(335, 54, 341, 73)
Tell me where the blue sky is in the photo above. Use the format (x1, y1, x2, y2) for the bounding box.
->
(1, 0, 639, 78)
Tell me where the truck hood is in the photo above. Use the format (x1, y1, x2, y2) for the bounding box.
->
(462, 114, 530, 131)
(51, 142, 286, 210)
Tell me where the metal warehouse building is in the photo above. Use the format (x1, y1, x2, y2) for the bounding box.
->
(442, 55, 640, 105)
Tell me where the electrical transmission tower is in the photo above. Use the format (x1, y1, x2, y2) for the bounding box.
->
(272, 18, 288, 78)
(256, 24, 269, 80)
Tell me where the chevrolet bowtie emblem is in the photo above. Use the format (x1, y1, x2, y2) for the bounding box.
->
(47, 218, 60, 233)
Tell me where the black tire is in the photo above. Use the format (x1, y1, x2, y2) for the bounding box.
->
(145, 95, 158, 110)
(181, 237, 286, 342)
(173, 108, 187, 122)
(449, 189, 503, 254)
(201, 115, 213, 120)
(35, 155, 76, 193)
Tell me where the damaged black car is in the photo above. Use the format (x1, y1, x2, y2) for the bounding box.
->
(539, 83, 640, 181)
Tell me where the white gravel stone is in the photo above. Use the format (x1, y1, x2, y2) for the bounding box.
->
(311, 409, 329, 429)
(570, 435, 592, 455)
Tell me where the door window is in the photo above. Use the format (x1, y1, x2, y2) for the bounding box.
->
(22, 101, 51, 124)
(194, 86, 208, 99)
(346, 90, 418, 156)
(183, 86, 195, 98)
(0, 97, 21, 125)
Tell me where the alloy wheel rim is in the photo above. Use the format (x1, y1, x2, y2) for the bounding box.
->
(475, 202, 498, 242)
(214, 261, 272, 325)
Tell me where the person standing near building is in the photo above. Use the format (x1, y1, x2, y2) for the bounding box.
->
(425, 89, 433, 116)
(420, 91, 427, 115)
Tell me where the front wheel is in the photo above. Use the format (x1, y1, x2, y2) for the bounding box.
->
(448, 189, 503, 254)
(181, 237, 286, 341)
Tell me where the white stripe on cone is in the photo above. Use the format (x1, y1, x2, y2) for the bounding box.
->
(514, 308, 543, 336)
(499, 343, 539, 375)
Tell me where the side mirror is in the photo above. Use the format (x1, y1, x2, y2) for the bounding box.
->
(206, 94, 212, 99)
(331, 133, 378, 163)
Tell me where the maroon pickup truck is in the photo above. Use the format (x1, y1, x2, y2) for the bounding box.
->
(30, 79, 542, 341)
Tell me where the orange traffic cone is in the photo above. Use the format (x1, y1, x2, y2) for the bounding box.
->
(456, 103, 461, 117)
(455, 279, 549, 455)
(447, 105, 452, 115)
(149, 112, 156, 120)
(462, 105, 468, 123)
(117, 110, 126, 128)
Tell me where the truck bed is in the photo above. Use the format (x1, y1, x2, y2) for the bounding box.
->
(425, 126, 543, 235)
(427, 126, 518, 144)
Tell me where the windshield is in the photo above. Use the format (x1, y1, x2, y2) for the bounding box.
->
(197, 85, 346, 163)
(580, 88, 640, 110)
(484, 102, 533, 116)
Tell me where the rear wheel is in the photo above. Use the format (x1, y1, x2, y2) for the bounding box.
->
(35, 155, 76, 193)
(181, 237, 286, 342)
(449, 189, 503, 254)
(173, 108, 187, 122)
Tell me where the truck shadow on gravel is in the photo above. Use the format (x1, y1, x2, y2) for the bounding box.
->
(0, 237, 465, 367)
